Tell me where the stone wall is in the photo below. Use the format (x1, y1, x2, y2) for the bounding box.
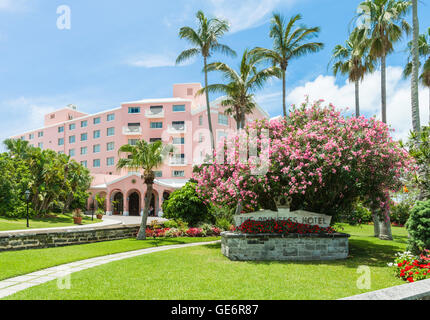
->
(221, 232, 350, 261)
(0, 225, 140, 252)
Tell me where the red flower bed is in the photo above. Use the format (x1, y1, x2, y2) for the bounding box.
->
(392, 250, 430, 283)
(235, 219, 336, 235)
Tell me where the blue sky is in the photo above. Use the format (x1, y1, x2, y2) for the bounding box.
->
(0, 0, 429, 150)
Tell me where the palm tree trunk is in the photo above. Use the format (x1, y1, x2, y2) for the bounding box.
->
(381, 54, 387, 124)
(282, 70, 287, 117)
(411, 0, 421, 132)
(204, 56, 215, 154)
(355, 80, 360, 117)
(136, 183, 153, 240)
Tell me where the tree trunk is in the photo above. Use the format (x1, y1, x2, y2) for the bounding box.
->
(282, 70, 287, 117)
(136, 183, 153, 240)
(204, 56, 215, 154)
(381, 54, 387, 124)
(235, 201, 243, 216)
(411, 0, 421, 132)
(379, 215, 393, 241)
(372, 211, 380, 238)
(355, 80, 360, 117)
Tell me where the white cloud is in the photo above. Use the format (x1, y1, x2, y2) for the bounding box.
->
(0, 0, 29, 12)
(285, 66, 430, 141)
(125, 53, 195, 68)
(209, 0, 293, 33)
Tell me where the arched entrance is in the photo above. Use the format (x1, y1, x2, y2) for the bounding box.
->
(113, 192, 123, 215)
(145, 191, 159, 217)
(129, 192, 140, 216)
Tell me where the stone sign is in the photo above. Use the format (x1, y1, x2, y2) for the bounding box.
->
(233, 208, 332, 228)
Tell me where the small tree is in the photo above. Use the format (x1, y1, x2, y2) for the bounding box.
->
(406, 199, 430, 254)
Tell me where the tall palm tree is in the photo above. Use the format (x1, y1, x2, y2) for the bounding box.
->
(404, 28, 430, 123)
(331, 28, 375, 117)
(117, 140, 173, 240)
(410, 0, 420, 132)
(252, 13, 323, 117)
(356, 0, 411, 124)
(198, 49, 281, 130)
(176, 10, 236, 153)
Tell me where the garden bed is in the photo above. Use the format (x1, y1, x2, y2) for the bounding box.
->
(221, 231, 350, 261)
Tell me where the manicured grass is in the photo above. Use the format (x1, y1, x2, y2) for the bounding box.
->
(0, 213, 102, 231)
(4, 224, 408, 300)
(0, 237, 220, 281)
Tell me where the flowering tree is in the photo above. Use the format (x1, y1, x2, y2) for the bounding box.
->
(193, 100, 413, 229)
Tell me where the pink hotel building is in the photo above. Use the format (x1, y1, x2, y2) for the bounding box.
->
(11, 83, 269, 217)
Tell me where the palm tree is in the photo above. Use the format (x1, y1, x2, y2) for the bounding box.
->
(331, 28, 375, 117)
(197, 49, 281, 130)
(252, 13, 323, 117)
(410, 0, 420, 132)
(176, 10, 236, 153)
(404, 28, 430, 124)
(356, 0, 411, 124)
(117, 140, 173, 240)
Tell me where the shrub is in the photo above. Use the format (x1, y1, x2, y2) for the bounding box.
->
(339, 201, 372, 225)
(390, 201, 411, 226)
(185, 228, 205, 237)
(215, 217, 233, 231)
(390, 250, 430, 283)
(406, 199, 430, 254)
(162, 182, 214, 226)
(235, 219, 336, 235)
(163, 219, 188, 231)
(198, 223, 222, 236)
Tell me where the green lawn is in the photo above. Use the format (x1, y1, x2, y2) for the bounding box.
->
(0, 213, 102, 231)
(0, 237, 220, 281)
(3, 224, 409, 300)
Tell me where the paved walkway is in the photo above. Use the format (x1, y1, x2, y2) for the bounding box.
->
(0, 240, 219, 299)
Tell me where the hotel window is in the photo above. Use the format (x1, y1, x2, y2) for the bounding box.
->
(150, 138, 162, 143)
(154, 171, 162, 178)
(69, 149, 75, 157)
(128, 139, 138, 146)
(172, 170, 185, 177)
(107, 127, 115, 136)
(58, 126, 64, 133)
(81, 133, 88, 141)
(80, 161, 87, 168)
(38, 142, 43, 149)
(172, 121, 185, 130)
(173, 105, 185, 112)
(93, 130, 101, 139)
(80, 147, 88, 155)
(38, 131, 44, 138)
(218, 113, 228, 126)
(150, 122, 163, 129)
(150, 106, 163, 114)
(107, 113, 115, 121)
(172, 137, 185, 145)
(69, 123, 76, 130)
(218, 131, 228, 141)
(199, 116, 203, 126)
(199, 133, 204, 143)
(81, 120, 88, 128)
(93, 159, 101, 168)
(69, 135, 76, 144)
(106, 157, 115, 167)
(171, 154, 185, 165)
(128, 107, 140, 114)
(93, 117, 101, 125)
(58, 138, 64, 146)
(29, 133, 34, 140)
(107, 142, 115, 151)
(93, 144, 101, 153)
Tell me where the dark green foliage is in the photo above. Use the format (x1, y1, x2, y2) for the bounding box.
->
(406, 199, 430, 254)
(391, 201, 412, 226)
(339, 201, 372, 226)
(162, 182, 214, 227)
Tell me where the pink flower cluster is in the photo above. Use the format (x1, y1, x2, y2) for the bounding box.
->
(193, 101, 414, 216)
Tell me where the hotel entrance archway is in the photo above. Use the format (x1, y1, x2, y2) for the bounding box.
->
(129, 192, 140, 216)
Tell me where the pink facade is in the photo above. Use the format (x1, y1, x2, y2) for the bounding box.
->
(12, 83, 269, 216)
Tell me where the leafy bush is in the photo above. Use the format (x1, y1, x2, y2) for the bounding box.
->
(406, 199, 430, 254)
(391, 201, 412, 226)
(339, 201, 372, 225)
(215, 217, 233, 231)
(162, 182, 214, 226)
(163, 219, 189, 231)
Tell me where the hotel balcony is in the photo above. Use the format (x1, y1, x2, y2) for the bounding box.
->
(122, 126, 142, 135)
(169, 158, 187, 166)
(145, 109, 165, 118)
(167, 124, 187, 134)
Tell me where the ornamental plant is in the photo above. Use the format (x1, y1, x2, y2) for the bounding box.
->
(389, 250, 430, 283)
(235, 219, 336, 235)
(193, 100, 413, 221)
(406, 199, 430, 254)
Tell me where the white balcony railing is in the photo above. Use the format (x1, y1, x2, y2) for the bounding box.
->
(145, 110, 165, 118)
(169, 158, 187, 166)
(122, 126, 142, 135)
(167, 124, 187, 134)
